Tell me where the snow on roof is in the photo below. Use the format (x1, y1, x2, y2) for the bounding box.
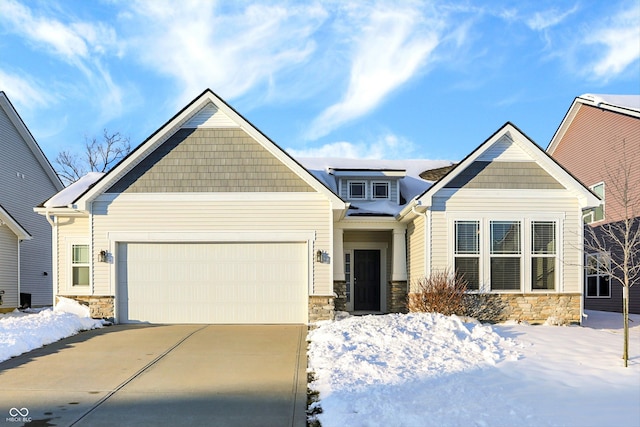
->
(297, 157, 454, 216)
(579, 93, 640, 112)
(43, 172, 105, 208)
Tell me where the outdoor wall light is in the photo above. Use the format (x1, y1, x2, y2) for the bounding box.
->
(99, 250, 109, 263)
(316, 250, 330, 263)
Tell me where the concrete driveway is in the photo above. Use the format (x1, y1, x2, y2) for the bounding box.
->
(0, 324, 307, 427)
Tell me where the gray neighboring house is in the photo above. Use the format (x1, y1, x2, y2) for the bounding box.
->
(0, 91, 64, 311)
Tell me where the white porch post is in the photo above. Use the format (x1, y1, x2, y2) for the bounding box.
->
(333, 228, 345, 281)
(392, 229, 407, 281)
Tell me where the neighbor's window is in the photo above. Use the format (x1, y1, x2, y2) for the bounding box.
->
(71, 244, 90, 286)
(586, 252, 610, 298)
(348, 181, 366, 199)
(372, 182, 390, 199)
(454, 221, 480, 290)
(531, 221, 556, 290)
(584, 182, 604, 223)
(490, 221, 521, 290)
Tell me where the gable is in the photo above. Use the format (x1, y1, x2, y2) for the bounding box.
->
(444, 161, 564, 189)
(106, 127, 315, 193)
(444, 134, 564, 190)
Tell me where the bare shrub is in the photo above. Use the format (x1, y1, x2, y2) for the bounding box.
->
(408, 269, 467, 316)
(409, 270, 508, 321)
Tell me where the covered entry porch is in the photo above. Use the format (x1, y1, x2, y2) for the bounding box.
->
(333, 221, 408, 314)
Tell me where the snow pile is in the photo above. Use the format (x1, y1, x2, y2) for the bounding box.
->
(308, 311, 640, 427)
(0, 298, 103, 363)
(308, 313, 523, 426)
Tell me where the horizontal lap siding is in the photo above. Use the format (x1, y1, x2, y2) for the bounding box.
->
(431, 191, 582, 293)
(56, 217, 90, 295)
(407, 216, 425, 291)
(0, 226, 18, 307)
(552, 105, 640, 224)
(91, 196, 332, 296)
(0, 107, 60, 306)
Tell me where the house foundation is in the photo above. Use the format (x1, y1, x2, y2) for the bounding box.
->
(58, 296, 114, 320)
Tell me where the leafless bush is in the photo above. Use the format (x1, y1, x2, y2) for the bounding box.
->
(408, 269, 508, 321)
(408, 269, 467, 316)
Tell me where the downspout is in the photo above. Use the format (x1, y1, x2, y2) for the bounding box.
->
(45, 209, 58, 307)
(17, 239, 21, 308)
(411, 202, 429, 292)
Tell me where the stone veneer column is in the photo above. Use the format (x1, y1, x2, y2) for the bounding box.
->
(308, 296, 335, 323)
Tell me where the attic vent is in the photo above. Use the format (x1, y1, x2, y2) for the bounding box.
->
(183, 102, 239, 128)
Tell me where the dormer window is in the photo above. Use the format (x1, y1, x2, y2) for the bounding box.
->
(372, 182, 390, 199)
(348, 181, 366, 199)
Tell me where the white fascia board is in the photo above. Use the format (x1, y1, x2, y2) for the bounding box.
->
(33, 206, 90, 217)
(547, 98, 582, 155)
(0, 206, 31, 240)
(330, 170, 407, 178)
(93, 192, 331, 203)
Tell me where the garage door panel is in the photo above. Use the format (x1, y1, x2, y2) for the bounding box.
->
(117, 242, 307, 324)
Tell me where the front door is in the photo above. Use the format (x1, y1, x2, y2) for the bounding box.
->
(354, 250, 381, 311)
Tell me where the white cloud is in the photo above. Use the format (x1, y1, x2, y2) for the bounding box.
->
(584, 5, 640, 80)
(0, 0, 124, 119)
(526, 5, 579, 31)
(0, 69, 55, 108)
(287, 132, 415, 159)
(121, 0, 326, 106)
(305, 3, 442, 140)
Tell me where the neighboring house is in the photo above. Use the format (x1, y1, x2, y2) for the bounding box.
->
(0, 92, 64, 312)
(547, 93, 640, 314)
(36, 89, 598, 324)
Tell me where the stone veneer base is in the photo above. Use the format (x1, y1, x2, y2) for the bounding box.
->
(58, 295, 115, 320)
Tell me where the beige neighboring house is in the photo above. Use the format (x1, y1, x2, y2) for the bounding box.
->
(37, 89, 599, 324)
(547, 94, 640, 314)
(0, 91, 64, 312)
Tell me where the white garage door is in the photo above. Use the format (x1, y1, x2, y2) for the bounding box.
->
(117, 242, 308, 324)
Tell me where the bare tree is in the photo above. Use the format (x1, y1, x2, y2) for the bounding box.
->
(584, 138, 640, 367)
(55, 129, 131, 185)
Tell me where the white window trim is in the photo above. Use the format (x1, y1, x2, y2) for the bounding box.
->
(448, 215, 562, 293)
(347, 180, 367, 200)
(584, 182, 605, 224)
(372, 181, 391, 200)
(585, 252, 611, 298)
(67, 238, 91, 293)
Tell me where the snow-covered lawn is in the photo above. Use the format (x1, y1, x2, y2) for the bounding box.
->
(308, 311, 640, 427)
(0, 297, 104, 363)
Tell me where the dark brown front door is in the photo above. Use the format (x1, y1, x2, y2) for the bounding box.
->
(354, 250, 381, 311)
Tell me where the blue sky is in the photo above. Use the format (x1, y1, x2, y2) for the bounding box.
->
(1, 0, 639, 167)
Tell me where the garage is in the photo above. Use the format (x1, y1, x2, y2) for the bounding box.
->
(116, 241, 308, 324)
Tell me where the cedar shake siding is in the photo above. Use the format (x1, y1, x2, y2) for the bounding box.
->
(444, 161, 565, 189)
(551, 104, 640, 224)
(106, 128, 315, 193)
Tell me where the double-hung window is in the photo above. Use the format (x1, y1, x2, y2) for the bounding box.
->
(71, 244, 90, 287)
(586, 252, 610, 297)
(531, 221, 556, 290)
(454, 221, 480, 290)
(490, 221, 521, 290)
